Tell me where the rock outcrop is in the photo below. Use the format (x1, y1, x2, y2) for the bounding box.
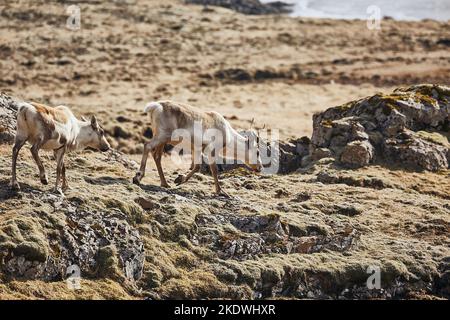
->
(0, 191, 145, 281)
(0, 93, 20, 144)
(194, 212, 359, 261)
(208, 137, 306, 175)
(309, 84, 450, 171)
(198, 85, 450, 175)
(185, 0, 293, 15)
(0, 89, 448, 300)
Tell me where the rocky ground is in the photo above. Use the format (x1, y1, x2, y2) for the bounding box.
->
(1, 86, 449, 299)
(0, 0, 449, 299)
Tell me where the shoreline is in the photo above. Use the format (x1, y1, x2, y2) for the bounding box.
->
(265, 0, 450, 22)
(191, 0, 450, 22)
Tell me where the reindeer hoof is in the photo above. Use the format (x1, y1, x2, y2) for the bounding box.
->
(174, 175, 185, 185)
(132, 175, 141, 185)
(53, 187, 65, 197)
(40, 176, 48, 185)
(215, 190, 231, 198)
(161, 182, 171, 189)
(10, 181, 20, 191)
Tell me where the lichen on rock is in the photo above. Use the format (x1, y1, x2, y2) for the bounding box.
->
(0, 190, 145, 282)
(310, 84, 450, 171)
(0, 88, 449, 299)
(0, 92, 20, 144)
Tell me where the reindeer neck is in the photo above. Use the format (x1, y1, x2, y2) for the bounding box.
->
(72, 121, 91, 150)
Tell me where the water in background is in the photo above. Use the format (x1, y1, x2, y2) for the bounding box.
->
(261, 0, 450, 21)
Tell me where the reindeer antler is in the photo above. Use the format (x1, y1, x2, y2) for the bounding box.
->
(249, 118, 255, 130)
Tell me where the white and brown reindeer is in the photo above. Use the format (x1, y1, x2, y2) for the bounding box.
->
(10, 102, 110, 194)
(133, 101, 263, 195)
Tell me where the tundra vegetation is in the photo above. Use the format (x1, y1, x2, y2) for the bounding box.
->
(0, 85, 448, 299)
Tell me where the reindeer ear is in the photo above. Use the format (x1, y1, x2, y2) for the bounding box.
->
(81, 116, 87, 122)
(91, 115, 99, 130)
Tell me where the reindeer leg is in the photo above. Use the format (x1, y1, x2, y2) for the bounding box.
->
(175, 147, 201, 186)
(10, 137, 27, 190)
(133, 136, 169, 185)
(133, 143, 151, 184)
(209, 162, 229, 197)
(31, 139, 48, 185)
(53, 150, 69, 191)
(153, 143, 171, 188)
(176, 163, 200, 186)
(61, 162, 69, 191)
(133, 139, 155, 184)
(53, 148, 65, 195)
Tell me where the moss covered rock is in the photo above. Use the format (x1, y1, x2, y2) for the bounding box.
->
(311, 84, 450, 170)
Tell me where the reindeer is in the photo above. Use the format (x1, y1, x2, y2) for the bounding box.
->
(133, 101, 263, 195)
(10, 101, 110, 194)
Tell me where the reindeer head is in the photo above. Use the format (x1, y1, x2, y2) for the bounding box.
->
(244, 130, 263, 173)
(82, 116, 110, 152)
